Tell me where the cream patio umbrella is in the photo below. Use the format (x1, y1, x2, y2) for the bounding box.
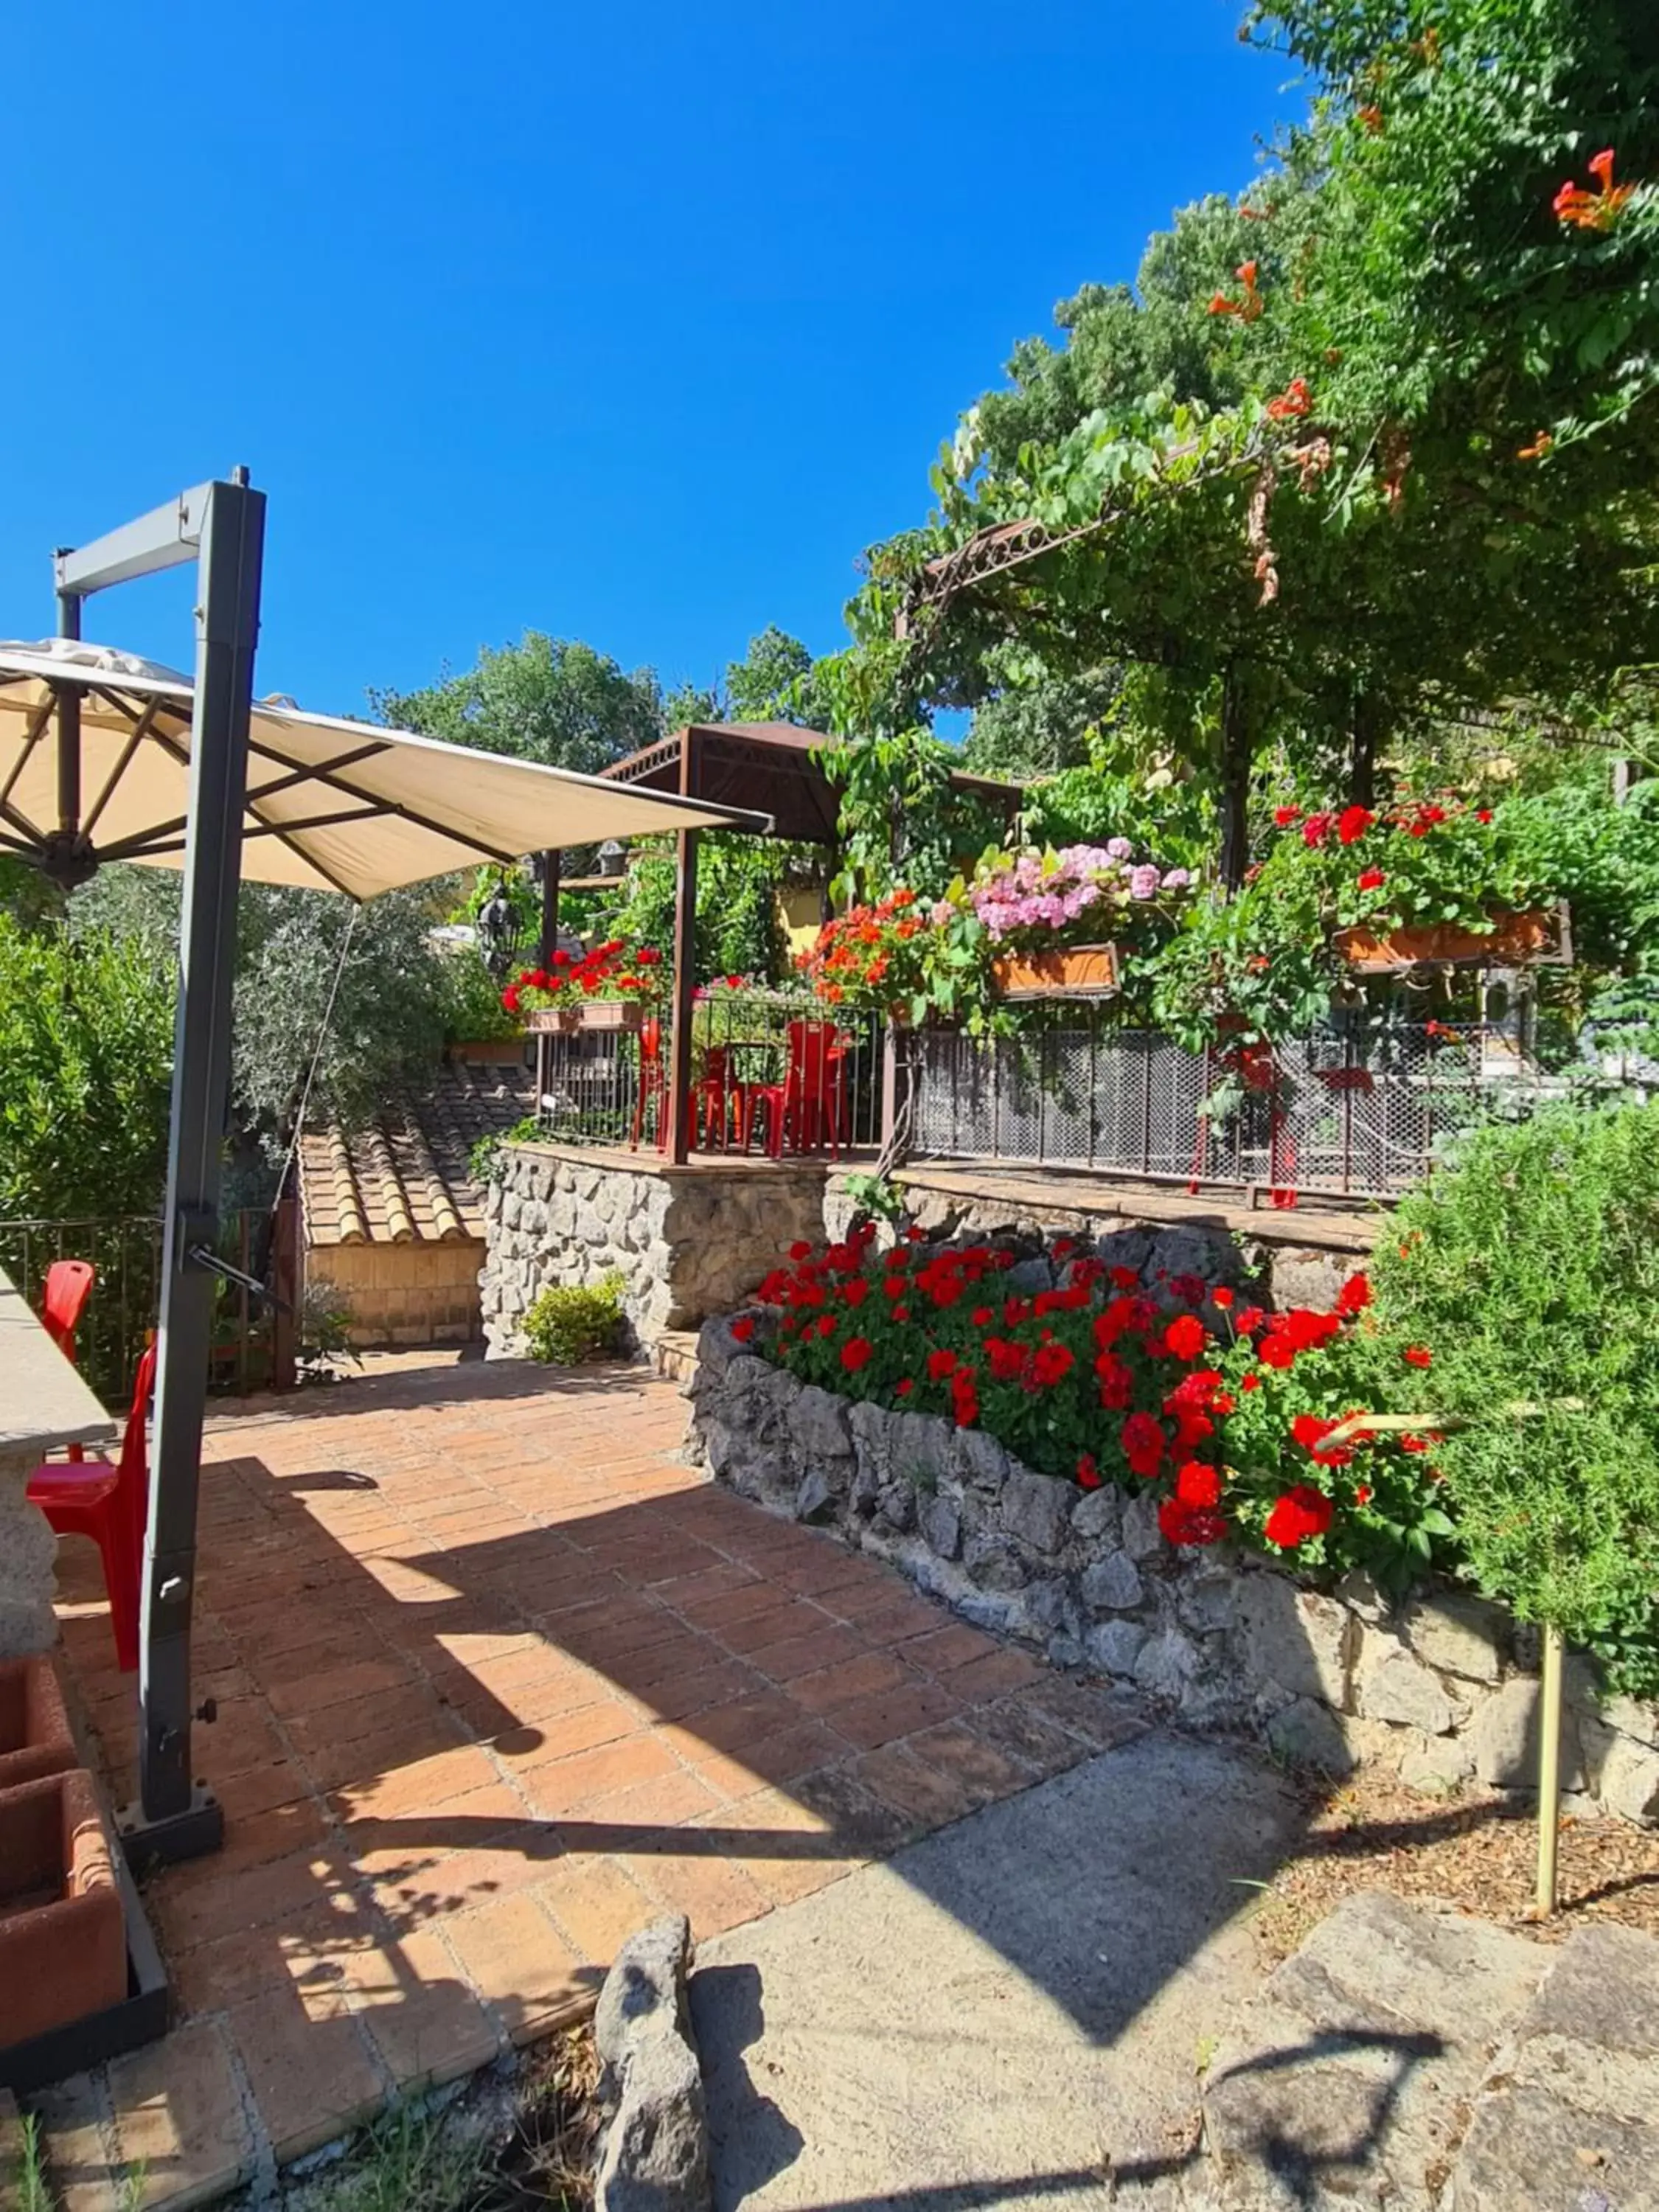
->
(0, 636, 768, 894)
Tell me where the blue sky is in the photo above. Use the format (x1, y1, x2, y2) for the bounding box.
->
(3, 2, 1293, 720)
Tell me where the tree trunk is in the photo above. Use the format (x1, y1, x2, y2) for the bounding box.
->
(1349, 693, 1378, 808)
(1219, 670, 1252, 891)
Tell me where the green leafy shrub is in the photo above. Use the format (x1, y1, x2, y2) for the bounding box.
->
(522, 1273, 626, 1363)
(1368, 1102, 1659, 1697)
(0, 915, 175, 1220)
(467, 1116, 542, 1188)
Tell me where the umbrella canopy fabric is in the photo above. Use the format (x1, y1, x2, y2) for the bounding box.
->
(0, 639, 771, 899)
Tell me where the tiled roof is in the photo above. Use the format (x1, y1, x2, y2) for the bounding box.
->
(299, 1058, 534, 1248)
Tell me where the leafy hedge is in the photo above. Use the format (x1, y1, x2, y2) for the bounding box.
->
(1368, 1102, 1659, 1697)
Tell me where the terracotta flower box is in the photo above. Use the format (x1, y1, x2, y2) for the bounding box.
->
(0, 1657, 76, 1792)
(524, 1005, 582, 1034)
(1335, 904, 1569, 972)
(991, 942, 1122, 999)
(577, 998, 647, 1032)
(0, 1768, 126, 2051)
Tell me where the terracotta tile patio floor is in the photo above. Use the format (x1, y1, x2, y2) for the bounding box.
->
(38, 1354, 1143, 2210)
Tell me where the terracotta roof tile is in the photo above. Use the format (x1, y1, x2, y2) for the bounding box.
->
(299, 1058, 534, 1250)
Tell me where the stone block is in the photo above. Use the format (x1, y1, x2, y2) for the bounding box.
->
(1071, 1486, 1121, 1545)
(1399, 1731, 1476, 1794)
(1094, 1227, 1154, 1277)
(1402, 1589, 1505, 1683)
(594, 1913, 709, 2212)
(874, 1483, 915, 1535)
(1085, 1620, 1147, 1680)
(919, 1495, 962, 1561)
(1597, 1734, 1659, 1825)
(1471, 1676, 1586, 1791)
(1001, 1468, 1071, 1555)
(963, 1533, 1028, 1592)
(1265, 1245, 1350, 1312)
(794, 1470, 836, 1525)
(1133, 1627, 1203, 1702)
(1237, 1576, 1354, 1708)
(1357, 1644, 1459, 1736)
(848, 1399, 891, 1487)
(1119, 1489, 1165, 1562)
(888, 1411, 954, 1487)
(1266, 1695, 1355, 1777)
(1079, 1552, 1144, 1615)
(953, 1427, 1009, 1495)
(793, 1385, 852, 1461)
(1604, 1693, 1659, 1751)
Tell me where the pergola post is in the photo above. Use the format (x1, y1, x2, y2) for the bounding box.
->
(535, 849, 560, 1110)
(667, 731, 700, 1164)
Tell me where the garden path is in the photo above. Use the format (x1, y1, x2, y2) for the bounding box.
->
(37, 1353, 1142, 2211)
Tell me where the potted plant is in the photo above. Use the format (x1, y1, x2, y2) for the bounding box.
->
(968, 842, 1192, 1000)
(501, 941, 666, 1032)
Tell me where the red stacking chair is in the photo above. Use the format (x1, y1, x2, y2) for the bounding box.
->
(28, 1342, 158, 1672)
(628, 1020, 694, 1152)
(692, 1045, 734, 1150)
(743, 1020, 847, 1159)
(40, 1261, 95, 1462)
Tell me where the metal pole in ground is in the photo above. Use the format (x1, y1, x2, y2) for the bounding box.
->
(1534, 1621, 1565, 1917)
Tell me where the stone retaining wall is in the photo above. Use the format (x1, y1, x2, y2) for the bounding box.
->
(686, 1315, 1659, 1828)
(481, 1142, 829, 1352)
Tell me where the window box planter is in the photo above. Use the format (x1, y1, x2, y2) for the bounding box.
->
(1335, 904, 1569, 972)
(0, 1767, 126, 2051)
(577, 999, 647, 1033)
(524, 1006, 583, 1035)
(991, 942, 1121, 999)
(0, 1656, 76, 1792)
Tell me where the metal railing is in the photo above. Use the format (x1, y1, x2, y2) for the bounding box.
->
(903, 1015, 1555, 1200)
(0, 1202, 298, 1410)
(534, 990, 885, 1155)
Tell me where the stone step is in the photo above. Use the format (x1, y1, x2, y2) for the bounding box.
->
(1445, 1920, 1659, 2211)
(1198, 1891, 1548, 2211)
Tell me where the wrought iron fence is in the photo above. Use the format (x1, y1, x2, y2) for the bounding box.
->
(533, 990, 885, 1155)
(903, 1014, 1557, 1200)
(0, 1204, 296, 1411)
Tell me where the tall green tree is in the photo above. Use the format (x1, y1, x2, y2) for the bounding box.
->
(372, 632, 667, 773)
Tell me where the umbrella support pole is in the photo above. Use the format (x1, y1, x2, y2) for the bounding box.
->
(56, 473, 266, 1871)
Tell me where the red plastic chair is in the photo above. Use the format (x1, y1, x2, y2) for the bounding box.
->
(692, 1045, 734, 1150)
(28, 1342, 157, 1672)
(742, 1021, 846, 1159)
(41, 1261, 95, 1461)
(629, 1019, 668, 1152)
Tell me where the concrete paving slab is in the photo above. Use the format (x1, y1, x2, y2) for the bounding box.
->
(692, 1731, 1304, 2211)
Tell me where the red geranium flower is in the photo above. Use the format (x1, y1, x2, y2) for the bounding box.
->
(1158, 1497, 1228, 1546)
(1212, 1286, 1234, 1310)
(1335, 1271, 1371, 1315)
(895, 1378, 914, 1397)
(1077, 1453, 1102, 1491)
(1338, 804, 1374, 846)
(1403, 1345, 1433, 1368)
(1274, 804, 1303, 828)
(1032, 1341, 1075, 1388)
(1109, 1265, 1140, 1291)
(1175, 1459, 1222, 1509)
(973, 1306, 994, 1326)
(1241, 1372, 1260, 1391)
(1164, 1313, 1208, 1362)
(841, 1335, 873, 1373)
(788, 1240, 813, 1262)
(817, 1315, 837, 1338)
(1264, 1484, 1334, 1549)
(1357, 866, 1386, 891)
(730, 1315, 755, 1343)
(1121, 1412, 1165, 1480)
(926, 1347, 958, 1382)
